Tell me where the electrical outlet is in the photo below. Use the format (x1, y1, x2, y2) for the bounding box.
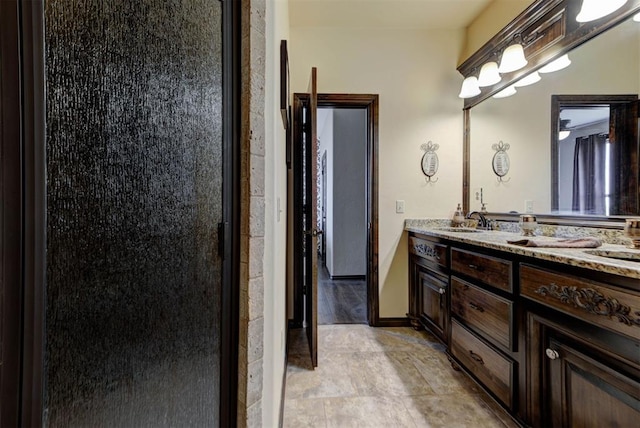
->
(396, 200, 405, 214)
(474, 187, 483, 202)
(525, 200, 534, 213)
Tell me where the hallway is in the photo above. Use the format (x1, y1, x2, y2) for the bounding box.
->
(318, 266, 367, 325)
(283, 325, 518, 427)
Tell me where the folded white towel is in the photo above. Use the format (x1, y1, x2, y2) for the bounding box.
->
(507, 237, 602, 248)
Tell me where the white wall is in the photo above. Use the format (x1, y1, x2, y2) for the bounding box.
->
(263, 0, 289, 426)
(330, 109, 367, 277)
(289, 26, 466, 317)
(469, 19, 639, 214)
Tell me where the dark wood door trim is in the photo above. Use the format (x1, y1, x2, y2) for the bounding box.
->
(220, 0, 241, 425)
(1, 1, 25, 426)
(15, 1, 46, 426)
(291, 93, 380, 327)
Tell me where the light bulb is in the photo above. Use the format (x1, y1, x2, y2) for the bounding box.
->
(576, 0, 627, 23)
(513, 71, 541, 87)
(492, 85, 517, 99)
(498, 44, 528, 73)
(559, 130, 571, 140)
(539, 54, 571, 73)
(478, 62, 502, 87)
(458, 76, 481, 98)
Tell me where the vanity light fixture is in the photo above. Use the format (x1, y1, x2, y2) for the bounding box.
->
(458, 76, 481, 98)
(539, 54, 571, 73)
(576, 0, 628, 23)
(492, 85, 517, 99)
(498, 43, 528, 74)
(559, 119, 571, 140)
(513, 71, 541, 87)
(478, 61, 502, 87)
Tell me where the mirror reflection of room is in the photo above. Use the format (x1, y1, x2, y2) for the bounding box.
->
(469, 15, 639, 216)
(557, 105, 611, 215)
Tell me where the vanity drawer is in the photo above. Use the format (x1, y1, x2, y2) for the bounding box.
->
(451, 248, 513, 292)
(521, 264, 640, 340)
(409, 235, 448, 268)
(451, 276, 513, 350)
(450, 319, 513, 408)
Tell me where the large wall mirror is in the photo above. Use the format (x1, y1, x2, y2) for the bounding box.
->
(463, 0, 640, 222)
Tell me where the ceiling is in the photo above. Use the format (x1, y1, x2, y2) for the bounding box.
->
(561, 106, 609, 129)
(288, 0, 494, 30)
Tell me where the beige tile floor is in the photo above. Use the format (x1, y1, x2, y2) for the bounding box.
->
(283, 325, 520, 428)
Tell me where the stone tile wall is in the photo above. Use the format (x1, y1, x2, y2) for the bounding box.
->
(239, 0, 266, 427)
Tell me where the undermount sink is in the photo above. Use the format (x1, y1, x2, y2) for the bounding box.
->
(436, 227, 482, 233)
(583, 249, 640, 262)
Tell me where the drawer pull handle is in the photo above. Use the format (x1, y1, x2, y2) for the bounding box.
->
(468, 302, 484, 312)
(469, 350, 484, 365)
(545, 348, 560, 360)
(468, 264, 484, 272)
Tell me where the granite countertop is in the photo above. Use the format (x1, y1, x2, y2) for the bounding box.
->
(405, 219, 640, 280)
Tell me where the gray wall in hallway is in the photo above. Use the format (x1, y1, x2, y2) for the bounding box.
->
(330, 108, 367, 277)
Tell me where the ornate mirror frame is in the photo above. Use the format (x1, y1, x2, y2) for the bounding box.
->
(458, 0, 640, 227)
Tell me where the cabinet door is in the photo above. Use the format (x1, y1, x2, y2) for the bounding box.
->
(546, 335, 640, 427)
(418, 268, 447, 342)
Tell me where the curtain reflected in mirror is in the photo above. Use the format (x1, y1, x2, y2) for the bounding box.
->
(572, 133, 608, 214)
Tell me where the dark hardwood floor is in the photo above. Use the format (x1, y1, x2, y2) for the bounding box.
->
(317, 264, 367, 325)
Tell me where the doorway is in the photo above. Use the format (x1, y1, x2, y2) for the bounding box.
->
(316, 107, 368, 325)
(290, 93, 380, 352)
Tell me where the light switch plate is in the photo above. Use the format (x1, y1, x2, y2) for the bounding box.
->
(396, 200, 405, 214)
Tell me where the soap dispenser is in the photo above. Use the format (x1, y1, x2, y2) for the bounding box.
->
(452, 203, 465, 227)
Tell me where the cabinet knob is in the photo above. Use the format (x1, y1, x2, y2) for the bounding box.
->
(545, 348, 560, 360)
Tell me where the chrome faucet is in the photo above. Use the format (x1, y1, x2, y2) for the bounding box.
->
(466, 211, 490, 229)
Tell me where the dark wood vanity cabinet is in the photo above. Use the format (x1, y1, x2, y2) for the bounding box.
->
(407, 232, 640, 427)
(522, 263, 640, 427)
(408, 234, 449, 343)
(448, 246, 518, 412)
(535, 326, 640, 427)
(416, 267, 448, 341)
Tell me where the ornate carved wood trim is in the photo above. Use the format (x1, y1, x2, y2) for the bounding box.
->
(535, 283, 640, 327)
(413, 243, 440, 260)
